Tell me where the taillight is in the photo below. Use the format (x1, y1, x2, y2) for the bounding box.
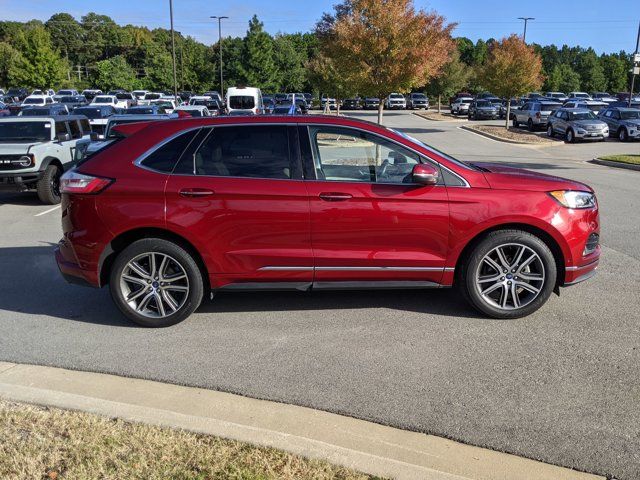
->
(60, 170, 113, 195)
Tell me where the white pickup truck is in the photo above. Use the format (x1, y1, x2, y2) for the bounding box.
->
(0, 116, 92, 204)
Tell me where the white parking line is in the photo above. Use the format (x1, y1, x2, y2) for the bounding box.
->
(34, 205, 61, 217)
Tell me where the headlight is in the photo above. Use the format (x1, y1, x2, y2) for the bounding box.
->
(549, 190, 596, 209)
(11, 154, 34, 168)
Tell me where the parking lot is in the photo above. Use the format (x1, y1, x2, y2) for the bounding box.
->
(1, 110, 639, 479)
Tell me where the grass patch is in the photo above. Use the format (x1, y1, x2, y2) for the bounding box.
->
(599, 154, 640, 165)
(463, 125, 556, 145)
(0, 400, 382, 480)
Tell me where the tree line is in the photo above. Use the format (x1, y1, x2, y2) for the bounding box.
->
(0, 5, 635, 104)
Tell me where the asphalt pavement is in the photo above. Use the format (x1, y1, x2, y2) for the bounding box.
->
(0, 111, 638, 479)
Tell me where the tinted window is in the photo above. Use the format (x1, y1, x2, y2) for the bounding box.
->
(229, 96, 255, 109)
(194, 126, 291, 179)
(308, 126, 420, 184)
(79, 119, 90, 133)
(68, 120, 82, 139)
(0, 121, 50, 142)
(141, 129, 200, 173)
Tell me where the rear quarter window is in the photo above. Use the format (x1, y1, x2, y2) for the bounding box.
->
(140, 129, 201, 173)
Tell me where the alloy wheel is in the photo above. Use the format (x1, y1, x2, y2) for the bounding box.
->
(119, 252, 190, 318)
(475, 243, 545, 311)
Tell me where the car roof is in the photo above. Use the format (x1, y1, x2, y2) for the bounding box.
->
(0, 114, 86, 122)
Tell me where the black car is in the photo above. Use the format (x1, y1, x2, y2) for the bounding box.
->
(20, 104, 70, 116)
(178, 91, 194, 102)
(468, 100, 499, 120)
(342, 98, 361, 110)
(363, 97, 381, 110)
(6, 88, 29, 101)
(72, 105, 117, 137)
(59, 95, 88, 109)
(272, 103, 302, 115)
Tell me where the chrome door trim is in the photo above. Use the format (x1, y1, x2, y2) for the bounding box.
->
(259, 266, 445, 272)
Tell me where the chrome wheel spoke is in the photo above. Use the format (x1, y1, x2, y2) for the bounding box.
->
(165, 285, 188, 293)
(483, 256, 502, 273)
(495, 247, 510, 270)
(481, 282, 503, 296)
(136, 291, 155, 312)
(129, 261, 151, 279)
(122, 274, 147, 287)
(510, 283, 520, 308)
(126, 286, 149, 302)
(511, 246, 525, 269)
(149, 253, 157, 278)
(517, 254, 537, 273)
(158, 256, 169, 280)
(154, 292, 166, 317)
(478, 273, 502, 284)
(516, 281, 540, 294)
(161, 290, 179, 312)
(518, 272, 543, 282)
(164, 273, 187, 284)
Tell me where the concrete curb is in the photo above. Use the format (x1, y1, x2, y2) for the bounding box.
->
(413, 112, 468, 123)
(458, 125, 555, 145)
(0, 362, 603, 480)
(590, 158, 640, 171)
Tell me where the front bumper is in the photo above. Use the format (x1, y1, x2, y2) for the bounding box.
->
(563, 256, 599, 286)
(473, 111, 498, 118)
(387, 104, 406, 109)
(575, 129, 608, 140)
(0, 171, 43, 191)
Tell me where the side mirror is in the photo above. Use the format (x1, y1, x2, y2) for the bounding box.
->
(90, 132, 100, 141)
(412, 163, 439, 186)
(57, 133, 71, 142)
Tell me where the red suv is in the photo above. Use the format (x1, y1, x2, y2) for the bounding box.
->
(55, 115, 600, 327)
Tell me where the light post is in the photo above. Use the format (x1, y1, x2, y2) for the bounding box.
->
(210, 16, 229, 100)
(629, 21, 640, 108)
(169, 0, 178, 102)
(518, 17, 535, 43)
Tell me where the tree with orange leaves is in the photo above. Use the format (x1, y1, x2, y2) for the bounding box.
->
(317, 0, 456, 124)
(477, 34, 545, 129)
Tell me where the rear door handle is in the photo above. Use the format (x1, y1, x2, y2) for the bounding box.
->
(319, 192, 353, 202)
(179, 188, 215, 197)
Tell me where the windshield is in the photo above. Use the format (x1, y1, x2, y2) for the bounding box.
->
(23, 98, 43, 105)
(94, 97, 112, 104)
(58, 90, 73, 95)
(0, 121, 50, 142)
(74, 108, 107, 119)
(389, 128, 478, 171)
(229, 96, 255, 109)
(390, 94, 403, 99)
(60, 96, 78, 103)
(144, 94, 161, 100)
(411, 94, 426, 99)
(540, 103, 559, 110)
(126, 108, 155, 114)
(461, 99, 472, 104)
(20, 108, 51, 116)
(620, 110, 640, 119)
(116, 93, 132, 99)
(573, 93, 589, 98)
(569, 111, 598, 120)
(476, 101, 491, 107)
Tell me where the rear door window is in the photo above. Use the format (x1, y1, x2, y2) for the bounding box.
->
(68, 120, 82, 139)
(193, 125, 292, 179)
(229, 96, 255, 109)
(140, 129, 201, 173)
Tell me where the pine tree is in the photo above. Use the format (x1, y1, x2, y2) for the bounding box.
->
(238, 16, 279, 91)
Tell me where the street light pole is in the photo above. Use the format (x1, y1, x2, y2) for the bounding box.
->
(628, 21, 640, 108)
(518, 17, 535, 43)
(169, 0, 178, 102)
(210, 16, 229, 100)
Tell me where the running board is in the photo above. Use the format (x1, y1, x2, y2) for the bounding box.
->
(216, 281, 442, 292)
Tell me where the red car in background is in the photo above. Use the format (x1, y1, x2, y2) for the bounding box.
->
(56, 115, 600, 327)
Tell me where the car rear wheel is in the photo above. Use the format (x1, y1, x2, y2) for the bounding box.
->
(109, 238, 204, 327)
(36, 164, 62, 204)
(512, 117, 519, 128)
(527, 119, 535, 131)
(459, 230, 557, 319)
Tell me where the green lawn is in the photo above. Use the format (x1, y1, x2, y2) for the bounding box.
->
(599, 154, 640, 165)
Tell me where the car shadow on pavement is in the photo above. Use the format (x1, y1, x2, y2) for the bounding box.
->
(0, 192, 44, 206)
(0, 244, 135, 328)
(0, 245, 481, 326)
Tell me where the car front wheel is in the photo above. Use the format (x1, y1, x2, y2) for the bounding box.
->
(459, 230, 557, 319)
(109, 238, 204, 327)
(619, 128, 628, 142)
(546, 124, 554, 137)
(37, 164, 62, 204)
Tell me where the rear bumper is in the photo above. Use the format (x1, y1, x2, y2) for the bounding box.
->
(55, 243, 100, 288)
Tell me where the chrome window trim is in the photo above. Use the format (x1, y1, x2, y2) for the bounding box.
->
(304, 123, 470, 188)
(259, 266, 446, 272)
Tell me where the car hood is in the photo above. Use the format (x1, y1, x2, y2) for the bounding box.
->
(0, 142, 40, 152)
(622, 119, 640, 127)
(473, 162, 592, 192)
(572, 120, 606, 128)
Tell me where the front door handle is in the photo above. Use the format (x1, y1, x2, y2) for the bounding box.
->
(179, 188, 215, 197)
(319, 192, 353, 202)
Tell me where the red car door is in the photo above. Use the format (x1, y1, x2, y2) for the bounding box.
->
(301, 125, 450, 285)
(164, 125, 312, 289)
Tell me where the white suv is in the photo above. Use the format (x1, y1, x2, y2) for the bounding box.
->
(385, 93, 406, 109)
(0, 116, 92, 204)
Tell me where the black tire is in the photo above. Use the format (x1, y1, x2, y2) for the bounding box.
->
(619, 127, 628, 142)
(109, 238, 204, 327)
(566, 129, 575, 143)
(546, 124, 554, 137)
(36, 164, 62, 204)
(527, 119, 534, 132)
(512, 117, 519, 128)
(458, 230, 557, 319)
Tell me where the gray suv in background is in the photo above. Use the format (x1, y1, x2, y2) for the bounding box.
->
(546, 108, 609, 143)
(406, 92, 429, 110)
(512, 101, 561, 131)
(598, 106, 640, 142)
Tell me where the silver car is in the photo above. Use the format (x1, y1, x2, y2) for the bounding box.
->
(546, 108, 609, 143)
(450, 97, 472, 115)
(598, 106, 640, 142)
(512, 101, 562, 131)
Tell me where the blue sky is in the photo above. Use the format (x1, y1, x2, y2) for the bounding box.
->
(1, 0, 638, 53)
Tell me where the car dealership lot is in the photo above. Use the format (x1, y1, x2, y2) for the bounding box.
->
(0, 111, 639, 479)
